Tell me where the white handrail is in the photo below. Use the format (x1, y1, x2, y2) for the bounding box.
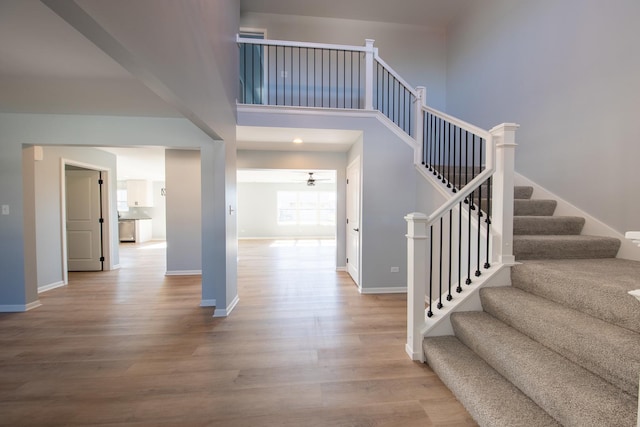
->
(423, 105, 491, 141)
(373, 54, 419, 98)
(237, 35, 369, 53)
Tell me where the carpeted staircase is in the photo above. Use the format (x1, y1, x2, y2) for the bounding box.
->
(424, 186, 640, 426)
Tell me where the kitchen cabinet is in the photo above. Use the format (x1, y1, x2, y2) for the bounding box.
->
(127, 180, 153, 207)
(135, 219, 153, 243)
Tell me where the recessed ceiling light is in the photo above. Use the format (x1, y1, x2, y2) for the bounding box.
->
(293, 138, 303, 144)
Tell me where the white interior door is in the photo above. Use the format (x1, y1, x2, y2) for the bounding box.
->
(346, 159, 361, 285)
(66, 169, 103, 271)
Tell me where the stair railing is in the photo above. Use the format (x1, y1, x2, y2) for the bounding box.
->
(236, 35, 518, 362)
(238, 36, 420, 139)
(406, 118, 518, 361)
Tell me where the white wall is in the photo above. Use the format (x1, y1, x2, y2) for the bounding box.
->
(240, 12, 448, 110)
(238, 182, 336, 239)
(165, 149, 202, 273)
(446, 0, 640, 234)
(237, 149, 348, 267)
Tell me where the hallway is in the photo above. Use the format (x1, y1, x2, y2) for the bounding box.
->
(0, 240, 475, 426)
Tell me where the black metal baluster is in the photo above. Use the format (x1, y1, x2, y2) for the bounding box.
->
(423, 112, 428, 166)
(452, 124, 457, 192)
(466, 190, 472, 285)
(427, 225, 434, 317)
(438, 217, 444, 309)
(434, 117, 440, 177)
(469, 134, 476, 211)
(447, 210, 453, 302)
(485, 176, 492, 269)
(446, 122, 451, 187)
(431, 114, 436, 172)
(456, 201, 463, 293)
(475, 141, 483, 278)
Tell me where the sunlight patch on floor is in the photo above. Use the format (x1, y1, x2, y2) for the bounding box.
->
(270, 239, 336, 248)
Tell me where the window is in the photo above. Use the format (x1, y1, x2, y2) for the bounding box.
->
(117, 189, 129, 212)
(277, 191, 336, 226)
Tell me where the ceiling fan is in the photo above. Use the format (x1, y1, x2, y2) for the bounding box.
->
(306, 172, 329, 186)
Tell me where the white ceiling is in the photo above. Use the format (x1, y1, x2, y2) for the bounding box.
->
(240, 0, 472, 28)
(99, 147, 166, 182)
(237, 126, 361, 152)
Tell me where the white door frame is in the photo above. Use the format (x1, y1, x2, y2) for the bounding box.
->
(60, 158, 114, 284)
(346, 157, 361, 287)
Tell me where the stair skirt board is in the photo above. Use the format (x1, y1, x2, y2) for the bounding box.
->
(515, 173, 640, 261)
(420, 185, 639, 426)
(422, 265, 511, 338)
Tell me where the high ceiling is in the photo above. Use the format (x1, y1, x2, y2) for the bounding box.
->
(0, 0, 177, 117)
(240, 0, 471, 28)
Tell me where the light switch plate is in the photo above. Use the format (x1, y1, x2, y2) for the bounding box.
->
(2, 205, 9, 215)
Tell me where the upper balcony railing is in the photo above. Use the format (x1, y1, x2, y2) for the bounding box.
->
(238, 35, 517, 363)
(238, 37, 417, 137)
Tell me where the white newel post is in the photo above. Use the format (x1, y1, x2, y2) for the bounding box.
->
(364, 39, 375, 110)
(490, 123, 519, 265)
(414, 86, 427, 166)
(405, 212, 429, 362)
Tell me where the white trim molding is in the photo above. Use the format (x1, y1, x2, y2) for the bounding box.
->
(359, 286, 408, 294)
(165, 270, 202, 276)
(38, 281, 65, 293)
(213, 295, 240, 318)
(336, 266, 347, 272)
(0, 301, 42, 312)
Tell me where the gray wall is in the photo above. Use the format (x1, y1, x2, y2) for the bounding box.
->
(237, 149, 348, 268)
(165, 149, 202, 273)
(35, 146, 118, 290)
(238, 112, 416, 291)
(238, 182, 337, 239)
(0, 113, 232, 310)
(446, 0, 640, 234)
(240, 12, 448, 110)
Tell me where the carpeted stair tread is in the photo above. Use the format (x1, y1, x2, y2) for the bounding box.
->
(514, 199, 557, 216)
(514, 186, 534, 200)
(480, 287, 640, 397)
(423, 336, 561, 427)
(514, 216, 585, 235)
(513, 235, 620, 259)
(512, 259, 640, 334)
(451, 311, 638, 427)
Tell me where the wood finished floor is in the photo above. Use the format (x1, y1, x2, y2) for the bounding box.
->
(0, 239, 476, 426)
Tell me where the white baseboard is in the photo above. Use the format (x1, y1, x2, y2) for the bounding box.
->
(165, 270, 202, 276)
(112, 264, 121, 270)
(200, 299, 217, 307)
(359, 286, 408, 294)
(0, 300, 42, 312)
(213, 295, 240, 318)
(38, 281, 65, 293)
(515, 172, 640, 261)
(336, 266, 347, 272)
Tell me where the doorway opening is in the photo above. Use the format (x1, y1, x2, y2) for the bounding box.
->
(236, 168, 340, 280)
